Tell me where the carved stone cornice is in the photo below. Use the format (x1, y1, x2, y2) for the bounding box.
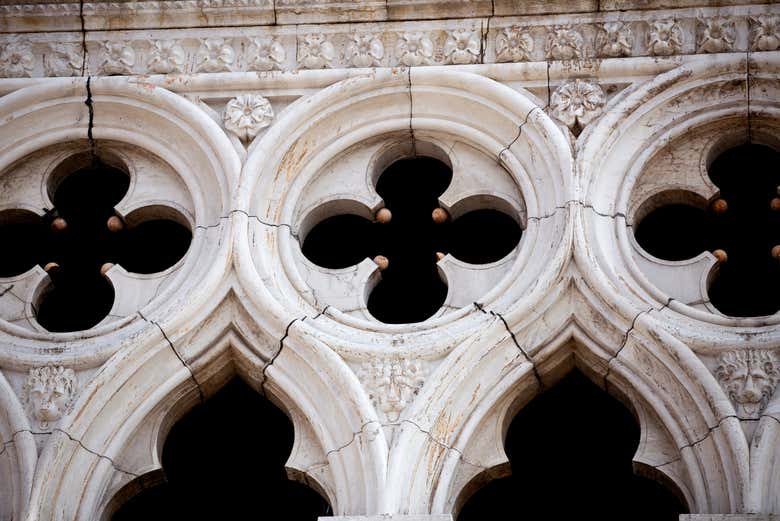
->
(0, 5, 776, 78)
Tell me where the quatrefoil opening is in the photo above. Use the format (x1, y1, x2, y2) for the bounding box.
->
(0, 151, 192, 332)
(301, 153, 522, 324)
(634, 143, 780, 317)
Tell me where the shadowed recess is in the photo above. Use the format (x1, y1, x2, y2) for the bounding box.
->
(110, 378, 330, 521)
(301, 156, 522, 324)
(634, 143, 780, 317)
(457, 371, 687, 521)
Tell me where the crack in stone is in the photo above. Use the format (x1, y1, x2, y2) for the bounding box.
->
(746, 45, 752, 144)
(194, 209, 301, 245)
(261, 316, 304, 395)
(473, 302, 544, 390)
(137, 311, 204, 403)
(603, 298, 673, 389)
(497, 105, 542, 163)
(676, 414, 740, 454)
(324, 420, 382, 458)
(652, 455, 682, 469)
(1, 428, 137, 477)
(85, 76, 96, 158)
(399, 418, 486, 470)
(311, 305, 330, 320)
(322, 418, 486, 470)
(407, 65, 416, 157)
(78, 0, 87, 76)
(54, 427, 140, 477)
(0, 284, 14, 298)
(526, 200, 629, 223)
(761, 413, 780, 426)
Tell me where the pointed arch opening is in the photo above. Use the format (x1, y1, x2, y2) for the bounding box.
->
(457, 370, 687, 520)
(107, 377, 330, 521)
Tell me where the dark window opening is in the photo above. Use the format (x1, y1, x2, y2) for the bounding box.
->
(301, 214, 377, 269)
(0, 209, 46, 277)
(634, 143, 780, 317)
(445, 209, 522, 265)
(111, 378, 330, 521)
(635, 204, 711, 262)
(458, 371, 687, 521)
(301, 156, 522, 324)
(0, 155, 193, 332)
(368, 157, 452, 324)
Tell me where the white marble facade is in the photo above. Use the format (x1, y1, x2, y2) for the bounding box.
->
(0, 1, 779, 519)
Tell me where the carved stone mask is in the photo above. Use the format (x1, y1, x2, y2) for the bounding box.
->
(716, 350, 779, 419)
(24, 366, 76, 427)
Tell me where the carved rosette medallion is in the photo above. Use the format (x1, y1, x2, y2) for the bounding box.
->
(247, 36, 286, 71)
(545, 24, 585, 61)
(395, 32, 434, 66)
(222, 94, 274, 141)
(716, 350, 780, 419)
(195, 38, 236, 73)
(100, 41, 135, 75)
(357, 358, 427, 422)
(443, 29, 480, 65)
(345, 34, 384, 68)
(596, 21, 634, 57)
(299, 34, 336, 69)
(43, 42, 82, 77)
(495, 25, 534, 63)
(147, 40, 186, 74)
(697, 17, 736, 54)
(550, 79, 606, 131)
(647, 20, 684, 56)
(0, 37, 34, 78)
(751, 15, 780, 52)
(23, 365, 77, 429)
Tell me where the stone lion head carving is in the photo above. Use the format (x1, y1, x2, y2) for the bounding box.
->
(715, 350, 779, 419)
(23, 365, 77, 428)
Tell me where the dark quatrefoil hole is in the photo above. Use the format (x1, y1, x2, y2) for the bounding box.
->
(36, 159, 130, 332)
(458, 371, 687, 521)
(0, 155, 193, 332)
(445, 209, 522, 265)
(301, 156, 522, 324)
(0, 209, 46, 277)
(301, 214, 377, 269)
(110, 378, 330, 521)
(634, 143, 780, 317)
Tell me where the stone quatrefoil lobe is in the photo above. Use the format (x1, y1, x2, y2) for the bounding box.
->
(0, 156, 192, 332)
(301, 157, 522, 324)
(635, 143, 780, 317)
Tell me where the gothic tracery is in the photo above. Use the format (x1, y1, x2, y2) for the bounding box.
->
(0, 2, 778, 521)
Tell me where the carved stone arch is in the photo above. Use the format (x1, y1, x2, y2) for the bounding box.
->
(385, 296, 746, 517)
(0, 369, 35, 521)
(0, 77, 238, 366)
(25, 288, 385, 520)
(577, 53, 780, 512)
(235, 67, 574, 515)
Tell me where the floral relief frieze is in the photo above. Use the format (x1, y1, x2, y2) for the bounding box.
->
(697, 17, 737, 54)
(495, 25, 534, 63)
(0, 9, 775, 78)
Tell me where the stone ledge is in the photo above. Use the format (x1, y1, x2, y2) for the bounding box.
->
(320, 517, 453, 521)
(680, 514, 780, 521)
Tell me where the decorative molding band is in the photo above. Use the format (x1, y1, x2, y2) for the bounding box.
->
(0, 0, 767, 32)
(0, 5, 776, 77)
